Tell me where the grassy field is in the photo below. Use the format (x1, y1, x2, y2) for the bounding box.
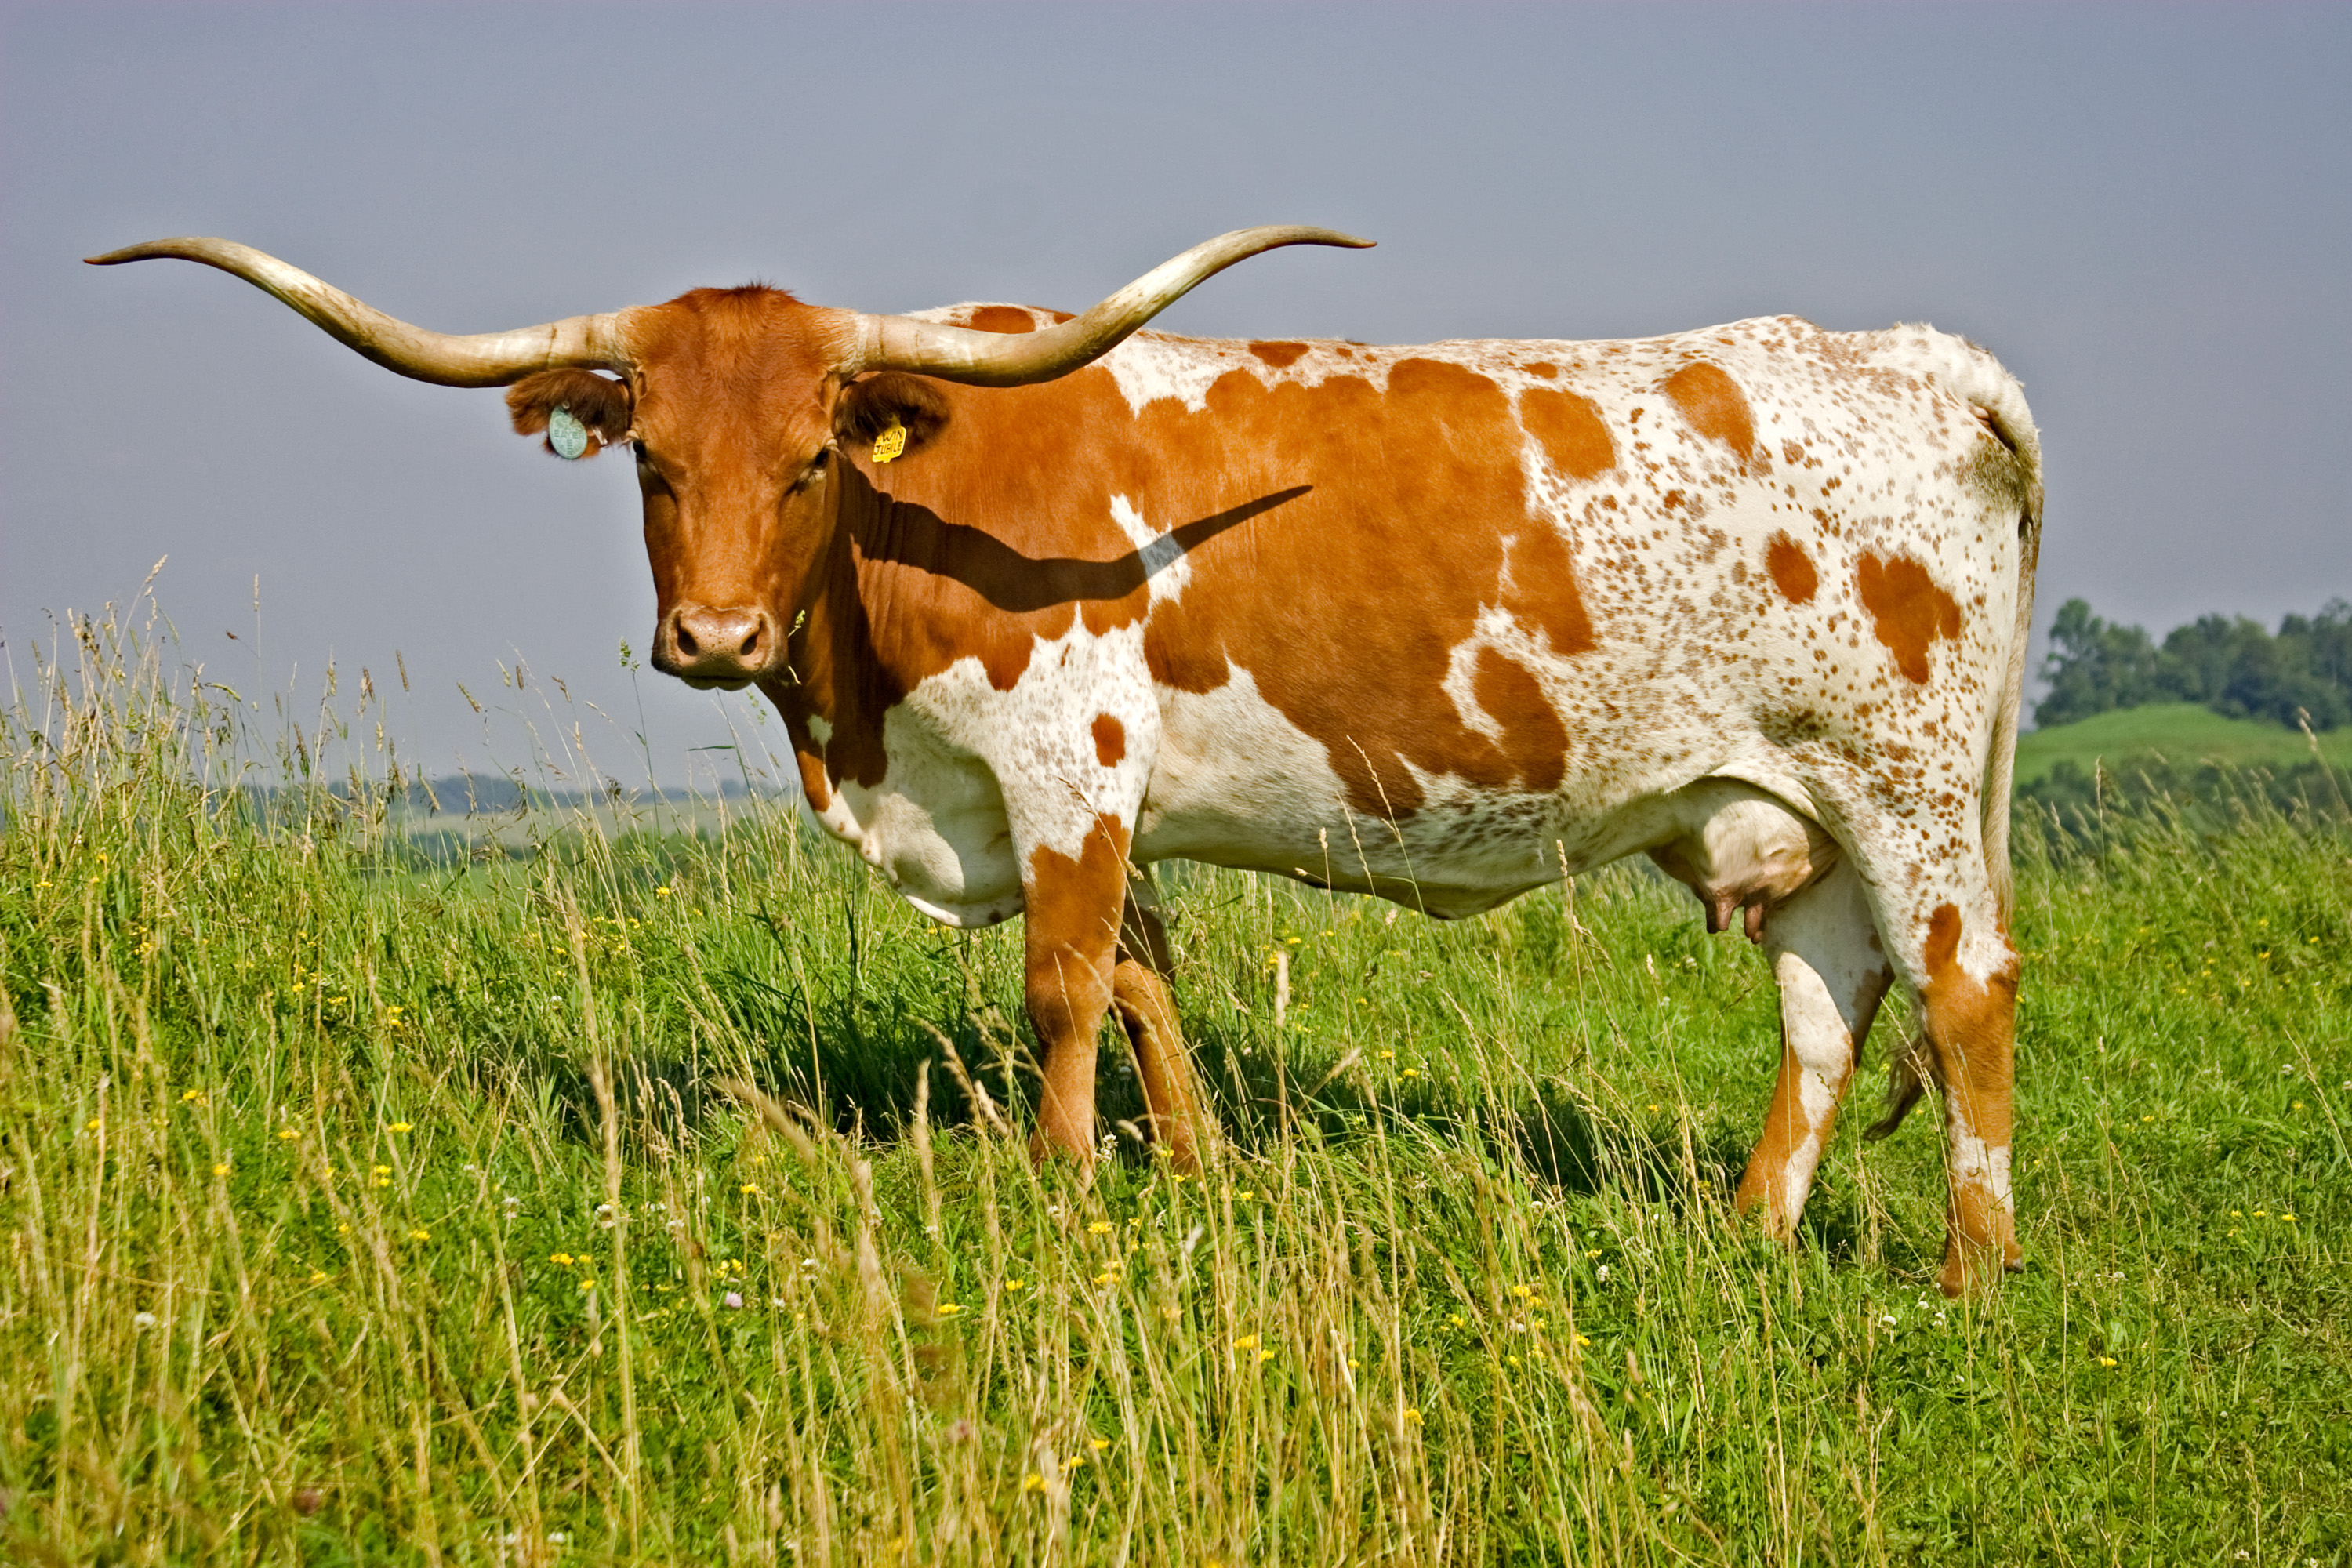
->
(2016, 702, 2352, 786)
(4, 618, 2349, 1566)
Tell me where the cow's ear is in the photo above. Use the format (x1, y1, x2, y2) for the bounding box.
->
(834, 373, 950, 462)
(507, 369, 633, 459)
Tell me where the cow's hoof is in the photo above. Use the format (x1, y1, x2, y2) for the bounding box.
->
(1938, 1243, 2017, 1297)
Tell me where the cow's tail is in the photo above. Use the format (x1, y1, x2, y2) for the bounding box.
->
(1969, 360, 2042, 927)
(1864, 328, 2042, 1142)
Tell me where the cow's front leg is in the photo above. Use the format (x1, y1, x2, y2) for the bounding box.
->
(1111, 874, 1209, 1172)
(1021, 815, 1131, 1165)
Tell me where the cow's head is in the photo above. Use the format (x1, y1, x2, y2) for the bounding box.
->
(90, 228, 1370, 690)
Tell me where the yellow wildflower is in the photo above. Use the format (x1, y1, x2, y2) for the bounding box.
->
(1233, 1334, 1260, 1350)
(1087, 1221, 1113, 1235)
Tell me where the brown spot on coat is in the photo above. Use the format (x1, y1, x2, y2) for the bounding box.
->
(1661, 361, 1756, 465)
(1091, 712, 1125, 766)
(1856, 551, 1962, 683)
(1471, 648, 1567, 791)
(1517, 387, 1617, 480)
(1248, 341, 1309, 368)
(966, 306, 1040, 335)
(1765, 532, 1817, 604)
(1127, 356, 1598, 815)
(1501, 521, 1596, 658)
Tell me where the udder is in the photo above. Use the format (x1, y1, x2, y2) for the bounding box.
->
(1646, 780, 1841, 942)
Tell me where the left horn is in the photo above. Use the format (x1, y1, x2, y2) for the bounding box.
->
(844, 225, 1372, 387)
(86, 237, 633, 387)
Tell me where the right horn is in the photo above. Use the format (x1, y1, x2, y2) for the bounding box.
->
(845, 225, 1371, 387)
(86, 237, 633, 387)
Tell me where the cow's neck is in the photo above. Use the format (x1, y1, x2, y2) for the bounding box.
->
(763, 468, 898, 814)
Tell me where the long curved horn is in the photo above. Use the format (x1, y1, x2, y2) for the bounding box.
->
(847, 225, 1371, 387)
(85, 238, 632, 387)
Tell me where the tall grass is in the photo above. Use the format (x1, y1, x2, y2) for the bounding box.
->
(2, 606, 2347, 1565)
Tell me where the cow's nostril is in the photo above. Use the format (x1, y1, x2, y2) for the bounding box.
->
(675, 621, 702, 658)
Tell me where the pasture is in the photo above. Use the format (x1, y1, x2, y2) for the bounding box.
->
(2013, 702, 2352, 787)
(3, 619, 2347, 1566)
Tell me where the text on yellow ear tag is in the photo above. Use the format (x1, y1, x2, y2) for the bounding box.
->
(871, 418, 907, 464)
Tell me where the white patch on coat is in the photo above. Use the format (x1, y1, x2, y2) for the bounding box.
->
(826, 619, 1158, 927)
(1108, 495, 1192, 604)
(1946, 1128, 2014, 1205)
(1098, 333, 1241, 416)
(1136, 662, 1356, 866)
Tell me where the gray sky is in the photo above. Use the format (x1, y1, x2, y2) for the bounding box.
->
(5, 2, 2347, 786)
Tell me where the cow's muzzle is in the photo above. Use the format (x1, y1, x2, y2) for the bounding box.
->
(655, 604, 782, 689)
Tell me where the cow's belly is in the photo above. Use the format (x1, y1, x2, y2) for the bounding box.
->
(1134, 661, 1798, 918)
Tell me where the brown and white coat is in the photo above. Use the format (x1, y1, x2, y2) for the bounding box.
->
(95, 232, 2042, 1293)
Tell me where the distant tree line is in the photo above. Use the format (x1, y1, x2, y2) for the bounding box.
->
(2034, 597, 2352, 731)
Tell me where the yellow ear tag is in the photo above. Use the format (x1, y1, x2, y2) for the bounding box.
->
(871, 418, 907, 464)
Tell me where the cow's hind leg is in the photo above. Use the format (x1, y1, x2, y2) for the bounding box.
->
(1911, 896, 2024, 1295)
(1846, 848, 2023, 1294)
(1109, 873, 1209, 1171)
(1020, 816, 1131, 1165)
(1737, 858, 1893, 1238)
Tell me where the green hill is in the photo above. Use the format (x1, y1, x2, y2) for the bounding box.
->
(2014, 702, 2352, 785)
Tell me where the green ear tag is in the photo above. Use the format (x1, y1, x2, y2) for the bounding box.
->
(548, 407, 590, 460)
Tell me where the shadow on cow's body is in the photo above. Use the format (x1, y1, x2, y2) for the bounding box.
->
(846, 481, 1312, 615)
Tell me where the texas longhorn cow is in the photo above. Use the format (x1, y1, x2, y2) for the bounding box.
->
(93, 227, 2041, 1294)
